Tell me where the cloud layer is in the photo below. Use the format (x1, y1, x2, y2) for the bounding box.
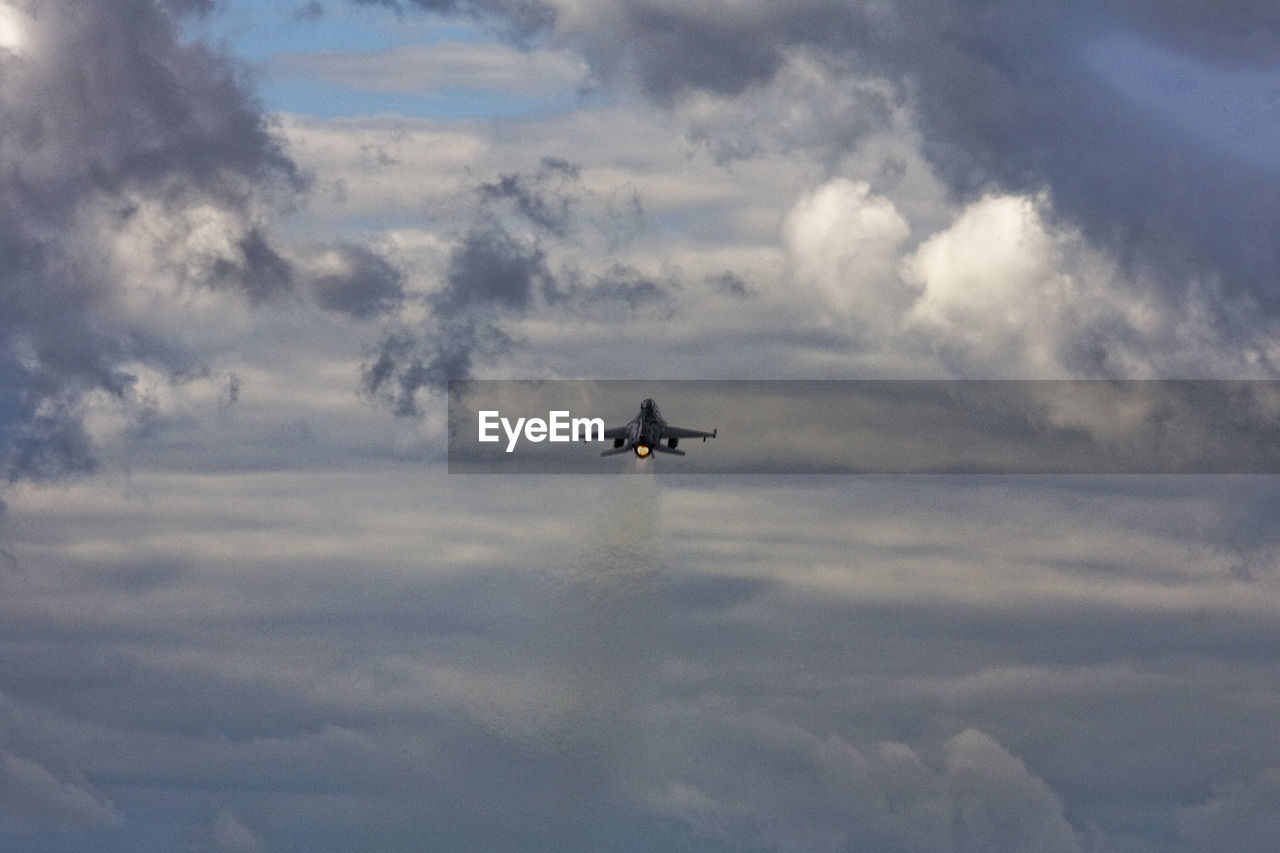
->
(549, 0, 1280, 303)
(302, 0, 1280, 397)
(2, 1, 1279, 850)
(0, 0, 411, 480)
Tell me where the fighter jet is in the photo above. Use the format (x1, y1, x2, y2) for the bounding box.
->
(600, 398, 717, 457)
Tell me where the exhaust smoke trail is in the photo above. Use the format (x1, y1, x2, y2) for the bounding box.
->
(542, 461, 664, 776)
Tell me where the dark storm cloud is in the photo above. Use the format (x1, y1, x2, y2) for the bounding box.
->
(362, 162, 673, 414)
(592, 0, 883, 102)
(869, 2, 1280, 306)
(212, 229, 296, 302)
(0, 0, 302, 479)
(2, 401, 98, 483)
(1110, 1, 1280, 65)
(361, 220, 540, 414)
(543, 263, 672, 311)
(436, 223, 549, 314)
(350, 0, 1274, 322)
(1, 1, 302, 202)
(309, 244, 405, 319)
(0, 1, 409, 480)
(327, 0, 1275, 344)
(584, 1, 1280, 308)
(478, 157, 580, 238)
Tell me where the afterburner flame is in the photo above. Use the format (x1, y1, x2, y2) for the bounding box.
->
(635, 445, 650, 458)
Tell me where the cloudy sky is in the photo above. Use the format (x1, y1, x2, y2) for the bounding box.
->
(3, 1, 1280, 850)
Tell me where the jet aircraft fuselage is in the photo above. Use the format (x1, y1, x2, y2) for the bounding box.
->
(600, 398, 716, 458)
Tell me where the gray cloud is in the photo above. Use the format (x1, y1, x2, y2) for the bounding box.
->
(560, 0, 880, 103)
(351, 0, 556, 38)
(542, 263, 672, 313)
(0, 0, 301, 479)
(361, 221, 542, 414)
(0, 747, 120, 831)
(706, 271, 753, 299)
(638, 709, 1085, 852)
(213, 229, 296, 302)
(213, 811, 269, 853)
(0, 1, 410, 480)
(435, 222, 548, 315)
(478, 157, 580, 237)
(0, 694, 120, 831)
(308, 243, 405, 319)
(1, 399, 98, 483)
(4, 465, 1280, 849)
(7, 4, 1280, 849)
(1109, 1, 1280, 65)
(1178, 768, 1280, 853)
(361, 161, 674, 414)
(875, 3, 1280, 307)
(413, 0, 1280, 321)
(842, 7, 1263, 301)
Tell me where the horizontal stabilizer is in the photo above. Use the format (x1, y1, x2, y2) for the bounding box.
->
(652, 444, 686, 456)
(600, 446, 631, 457)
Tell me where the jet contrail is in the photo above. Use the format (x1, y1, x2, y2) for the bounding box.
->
(543, 464, 663, 773)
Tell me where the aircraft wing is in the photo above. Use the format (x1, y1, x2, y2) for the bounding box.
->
(661, 425, 717, 441)
(602, 425, 629, 440)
